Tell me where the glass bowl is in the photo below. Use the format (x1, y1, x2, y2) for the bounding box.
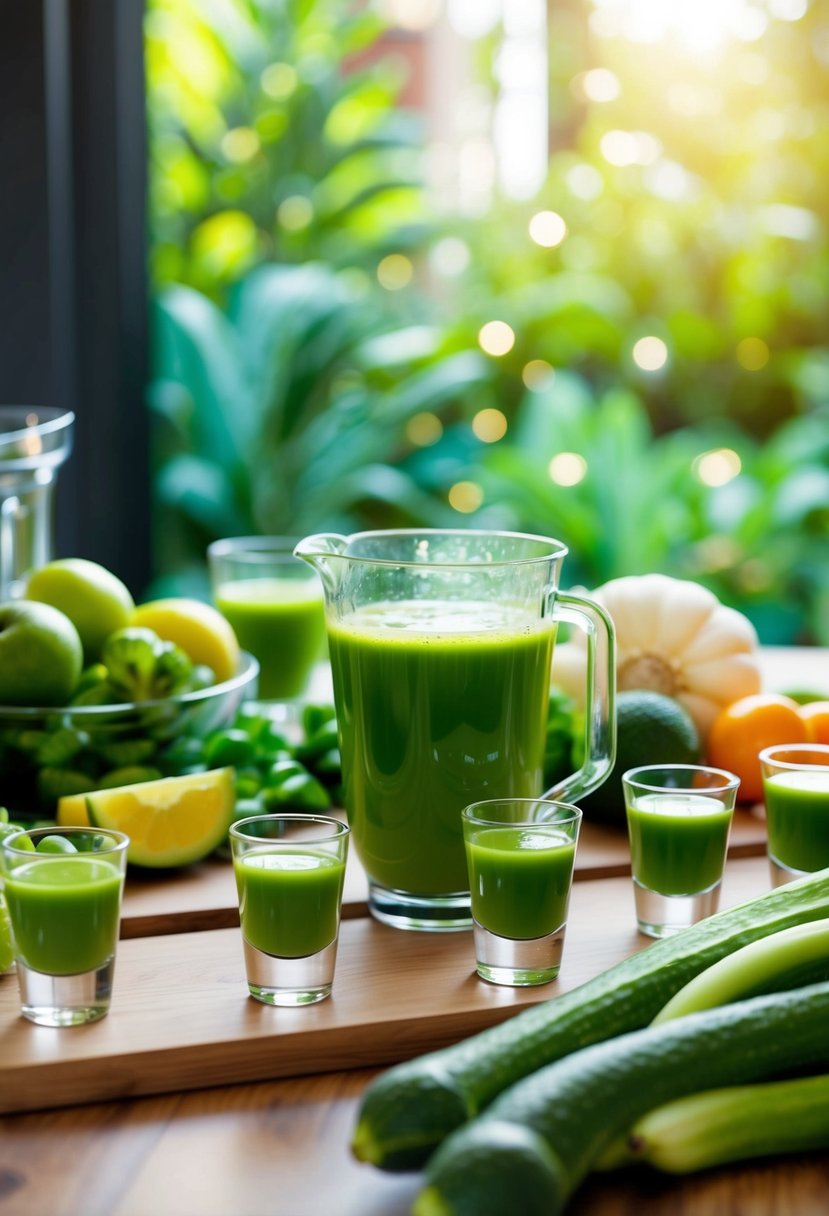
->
(0, 652, 259, 817)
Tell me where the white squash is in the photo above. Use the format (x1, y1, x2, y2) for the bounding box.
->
(552, 573, 762, 742)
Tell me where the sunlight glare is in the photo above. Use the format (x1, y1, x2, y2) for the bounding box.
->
(589, 0, 767, 55)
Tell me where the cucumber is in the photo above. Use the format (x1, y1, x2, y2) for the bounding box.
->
(653, 917, 829, 1023)
(598, 1073, 829, 1174)
(352, 867, 829, 1170)
(415, 982, 829, 1216)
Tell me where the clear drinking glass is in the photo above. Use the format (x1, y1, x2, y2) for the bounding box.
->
(462, 798, 581, 986)
(229, 813, 350, 1006)
(1, 826, 129, 1026)
(0, 406, 74, 599)
(208, 536, 326, 703)
(623, 764, 740, 938)
(295, 529, 615, 932)
(760, 744, 829, 887)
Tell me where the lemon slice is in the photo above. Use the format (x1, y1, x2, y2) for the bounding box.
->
(131, 598, 241, 683)
(85, 768, 235, 868)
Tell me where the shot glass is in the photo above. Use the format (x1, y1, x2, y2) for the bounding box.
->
(208, 536, 326, 702)
(0, 827, 129, 1026)
(230, 813, 349, 1006)
(623, 765, 740, 938)
(461, 799, 581, 987)
(760, 744, 829, 887)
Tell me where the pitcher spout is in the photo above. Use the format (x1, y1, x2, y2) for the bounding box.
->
(293, 533, 350, 594)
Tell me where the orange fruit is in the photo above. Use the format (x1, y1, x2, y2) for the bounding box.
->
(707, 693, 808, 804)
(799, 701, 829, 746)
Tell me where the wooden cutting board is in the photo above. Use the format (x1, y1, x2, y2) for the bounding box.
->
(0, 858, 772, 1115)
(119, 809, 768, 938)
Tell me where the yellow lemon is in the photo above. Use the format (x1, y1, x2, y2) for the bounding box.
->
(56, 793, 92, 827)
(131, 598, 240, 683)
(84, 768, 235, 868)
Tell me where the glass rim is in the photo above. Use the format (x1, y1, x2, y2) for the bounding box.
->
(461, 797, 582, 827)
(0, 406, 75, 442)
(229, 813, 350, 843)
(0, 649, 259, 718)
(296, 528, 568, 570)
(759, 743, 829, 769)
(622, 763, 741, 794)
(1, 825, 130, 858)
(208, 536, 302, 558)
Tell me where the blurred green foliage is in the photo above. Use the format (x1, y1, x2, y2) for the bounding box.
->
(147, 0, 829, 642)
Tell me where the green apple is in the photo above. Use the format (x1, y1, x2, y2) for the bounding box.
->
(26, 558, 134, 661)
(0, 600, 83, 706)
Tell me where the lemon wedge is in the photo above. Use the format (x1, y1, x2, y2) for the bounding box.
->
(84, 768, 235, 868)
(131, 598, 241, 683)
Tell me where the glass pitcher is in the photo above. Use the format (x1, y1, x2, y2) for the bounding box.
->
(0, 408, 74, 599)
(296, 529, 616, 931)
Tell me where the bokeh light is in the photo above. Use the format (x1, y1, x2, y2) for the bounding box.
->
(221, 127, 260, 163)
(449, 480, 485, 512)
(478, 320, 516, 356)
(522, 360, 555, 389)
(693, 448, 742, 486)
(277, 195, 313, 230)
(377, 254, 414, 290)
(548, 453, 588, 486)
(529, 210, 568, 247)
(472, 408, 508, 442)
(406, 412, 444, 447)
(736, 337, 770, 370)
(632, 336, 669, 371)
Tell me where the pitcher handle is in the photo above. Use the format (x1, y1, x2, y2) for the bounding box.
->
(544, 589, 616, 803)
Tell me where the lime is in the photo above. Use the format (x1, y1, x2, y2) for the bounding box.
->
(579, 690, 701, 826)
(85, 767, 235, 868)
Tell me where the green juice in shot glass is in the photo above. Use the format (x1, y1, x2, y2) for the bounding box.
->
(760, 743, 829, 886)
(1, 826, 129, 1026)
(230, 813, 349, 1006)
(208, 536, 326, 702)
(462, 798, 581, 987)
(623, 765, 740, 939)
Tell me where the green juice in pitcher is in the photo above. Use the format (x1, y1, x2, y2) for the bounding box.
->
(328, 600, 557, 898)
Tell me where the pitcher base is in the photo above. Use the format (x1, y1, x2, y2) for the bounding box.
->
(368, 883, 472, 932)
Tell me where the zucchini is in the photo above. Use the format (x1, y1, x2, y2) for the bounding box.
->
(653, 917, 829, 1024)
(598, 1073, 829, 1174)
(353, 867, 829, 1170)
(414, 982, 829, 1216)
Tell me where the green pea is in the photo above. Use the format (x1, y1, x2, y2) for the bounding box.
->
(295, 722, 339, 764)
(204, 729, 257, 769)
(301, 703, 336, 740)
(157, 737, 206, 776)
(231, 797, 267, 824)
(36, 726, 91, 768)
(234, 766, 263, 800)
(97, 737, 158, 768)
(37, 767, 97, 805)
(36, 834, 78, 855)
(98, 766, 163, 790)
(313, 748, 342, 781)
(262, 772, 331, 812)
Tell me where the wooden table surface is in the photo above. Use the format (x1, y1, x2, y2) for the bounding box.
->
(2, 646, 829, 1216)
